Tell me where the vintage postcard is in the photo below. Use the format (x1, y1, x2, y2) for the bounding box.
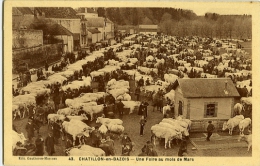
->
(4, 1, 260, 166)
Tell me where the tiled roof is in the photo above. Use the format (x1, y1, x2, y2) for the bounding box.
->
(35, 7, 80, 19)
(48, 24, 73, 36)
(14, 7, 34, 15)
(174, 78, 240, 98)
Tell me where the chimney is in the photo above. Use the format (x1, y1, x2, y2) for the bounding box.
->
(224, 80, 228, 95)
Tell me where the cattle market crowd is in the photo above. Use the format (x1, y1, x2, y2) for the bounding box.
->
(12, 33, 252, 157)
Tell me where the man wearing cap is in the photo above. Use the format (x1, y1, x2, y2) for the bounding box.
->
(45, 132, 55, 156)
(206, 121, 215, 141)
(25, 119, 34, 142)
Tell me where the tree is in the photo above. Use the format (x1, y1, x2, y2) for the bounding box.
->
(97, 8, 106, 17)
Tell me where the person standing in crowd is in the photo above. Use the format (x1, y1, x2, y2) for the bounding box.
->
(206, 121, 215, 141)
(25, 119, 34, 143)
(91, 126, 101, 147)
(45, 61, 49, 71)
(52, 120, 61, 145)
(27, 103, 35, 119)
(135, 86, 141, 101)
(178, 139, 187, 156)
(138, 148, 147, 156)
(143, 99, 149, 119)
(138, 101, 144, 116)
(99, 139, 110, 156)
(142, 141, 153, 155)
(35, 134, 44, 156)
(53, 93, 60, 112)
(147, 145, 158, 156)
(45, 132, 55, 156)
(121, 133, 132, 154)
(139, 116, 147, 136)
(117, 99, 125, 119)
(105, 136, 115, 156)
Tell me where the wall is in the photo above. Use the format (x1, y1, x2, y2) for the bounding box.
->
(105, 22, 114, 39)
(12, 43, 62, 72)
(174, 86, 188, 118)
(13, 30, 43, 49)
(52, 18, 80, 34)
(87, 32, 99, 44)
(188, 97, 233, 120)
(54, 35, 73, 53)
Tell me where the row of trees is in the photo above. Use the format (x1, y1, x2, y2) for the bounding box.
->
(97, 8, 252, 39)
(160, 14, 252, 39)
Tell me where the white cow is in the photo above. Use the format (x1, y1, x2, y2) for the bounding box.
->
(238, 134, 252, 152)
(222, 115, 245, 135)
(13, 130, 27, 151)
(238, 118, 251, 135)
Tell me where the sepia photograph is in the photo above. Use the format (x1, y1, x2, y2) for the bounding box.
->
(4, 1, 260, 166)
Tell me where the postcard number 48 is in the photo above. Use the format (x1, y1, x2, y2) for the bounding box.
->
(68, 157, 74, 161)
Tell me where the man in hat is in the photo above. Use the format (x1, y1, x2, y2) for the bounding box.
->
(45, 132, 55, 156)
(206, 121, 215, 141)
(25, 119, 35, 142)
(121, 133, 132, 154)
(35, 134, 44, 156)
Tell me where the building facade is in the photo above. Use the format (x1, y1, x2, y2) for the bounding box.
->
(34, 7, 84, 51)
(173, 78, 240, 132)
(139, 25, 158, 35)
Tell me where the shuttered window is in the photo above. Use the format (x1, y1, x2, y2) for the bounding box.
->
(204, 102, 218, 118)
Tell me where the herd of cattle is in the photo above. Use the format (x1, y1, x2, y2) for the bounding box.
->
(12, 33, 252, 155)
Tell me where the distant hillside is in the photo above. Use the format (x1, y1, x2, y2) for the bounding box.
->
(97, 8, 197, 25)
(97, 8, 251, 39)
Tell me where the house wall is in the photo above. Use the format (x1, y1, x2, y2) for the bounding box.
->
(87, 32, 99, 43)
(105, 22, 114, 39)
(175, 88, 235, 132)
(188, 97, 233, 120)
(54, 35, 73, 53)
(174, 86, 188, 118)
(13, 30, 43, 49)
(52, 18, 81, 34)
